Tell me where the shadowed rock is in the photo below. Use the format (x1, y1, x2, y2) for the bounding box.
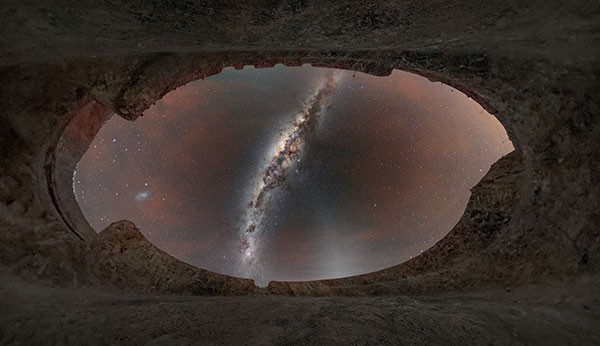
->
(0, 0, 599, 343)
(89, 220, 256, 295)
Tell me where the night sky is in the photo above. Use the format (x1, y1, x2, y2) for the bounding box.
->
(74, 65, 513, 286)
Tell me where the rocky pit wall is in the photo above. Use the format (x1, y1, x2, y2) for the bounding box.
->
(0, 1, 599, 297)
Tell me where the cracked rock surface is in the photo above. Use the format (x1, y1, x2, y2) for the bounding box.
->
(1, 0, 599, 344)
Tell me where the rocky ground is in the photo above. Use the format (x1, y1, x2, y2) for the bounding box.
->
(1, 0, 599, 344)
(1, 273, 599, 345)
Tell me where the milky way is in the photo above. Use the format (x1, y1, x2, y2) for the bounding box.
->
(73, 65, 513, 286)
(239, 72, 342, 278)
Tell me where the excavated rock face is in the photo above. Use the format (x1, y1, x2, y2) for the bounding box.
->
(90, 220, 256, 295)
(0, 1, 599, 297)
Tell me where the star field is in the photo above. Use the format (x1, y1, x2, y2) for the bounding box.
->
(74, 65, 513, 286)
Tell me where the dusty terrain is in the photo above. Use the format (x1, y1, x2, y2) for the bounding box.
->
(1, 0, 599, 344)
(1, 273, 599, 345)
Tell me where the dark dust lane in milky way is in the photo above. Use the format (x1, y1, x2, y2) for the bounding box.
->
(238, 71, 343, 280)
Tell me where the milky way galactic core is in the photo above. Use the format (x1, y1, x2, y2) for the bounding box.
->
(240, 71, 342, 278)
(74, 65, 513, 286)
